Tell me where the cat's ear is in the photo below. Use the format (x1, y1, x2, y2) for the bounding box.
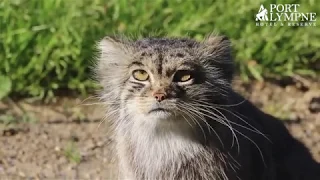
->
(200, 34, 234, 82)
(204, 35, 230, 46)
(202, 35, 231, 59)
(98, 36, 132, 65)
(99, 36, 126, 56)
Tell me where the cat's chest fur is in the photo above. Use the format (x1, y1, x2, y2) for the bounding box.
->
(116, 116, 233, 180)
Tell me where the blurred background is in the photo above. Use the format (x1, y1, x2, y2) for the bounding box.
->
(0, 0, 319, 179)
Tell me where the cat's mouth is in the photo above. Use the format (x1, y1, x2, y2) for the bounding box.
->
(148, 108, 170, 114)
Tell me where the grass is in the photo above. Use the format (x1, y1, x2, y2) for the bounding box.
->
(0, 98, 37, 125)
(263, 102, 292, 120)
(64, 141, 82, 164)
(0, 113, 36, 125)
(0, 0, 319, 99)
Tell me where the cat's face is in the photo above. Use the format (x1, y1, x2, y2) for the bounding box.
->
(98, 36, 233, 126)
(124, 44, 205, 120)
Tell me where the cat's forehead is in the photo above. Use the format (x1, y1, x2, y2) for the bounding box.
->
(134, 38, 198, 49)
(131, 38, 200, 76)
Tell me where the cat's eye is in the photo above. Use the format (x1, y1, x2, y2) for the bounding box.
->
(132, 69, 149, 81)
(173, 70, 192, 82)
(180, 74, 191, 82)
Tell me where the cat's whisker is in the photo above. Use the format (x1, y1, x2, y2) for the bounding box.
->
(176, 109, 197, 134)
(189, 105, 239, 152)
(192, 98, 247, 108)
(98, 108, 120, 128)
(209, 107, 240, 152)
(188, 105, 265, 164)
(80, 95, 101, 102)
(229, 127, 266, 166)
(82, 102, 109, 106)
(189, 101, 267, 140)
(205, 81, 230, 95)
(194, 105, 261, 153)
(215, 107, 270, 141)
(188, 100, 263, 153)
(177, 103, 207, 142)
(178, 102, 225, 148)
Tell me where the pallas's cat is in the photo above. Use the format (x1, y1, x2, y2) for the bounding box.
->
(96, 35, 320, 180)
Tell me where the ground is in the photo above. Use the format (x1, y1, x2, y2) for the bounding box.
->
(0, 78, 319, 179)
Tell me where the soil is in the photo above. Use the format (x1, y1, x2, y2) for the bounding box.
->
(0, 78, 319, 179)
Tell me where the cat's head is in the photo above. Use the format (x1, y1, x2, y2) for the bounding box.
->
(97, 35, 233, 126)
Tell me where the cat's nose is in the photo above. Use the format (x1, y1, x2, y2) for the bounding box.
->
(153, 92, 167, 102)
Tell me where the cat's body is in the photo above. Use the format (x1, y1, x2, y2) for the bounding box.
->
(96, 35, 320, 180)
